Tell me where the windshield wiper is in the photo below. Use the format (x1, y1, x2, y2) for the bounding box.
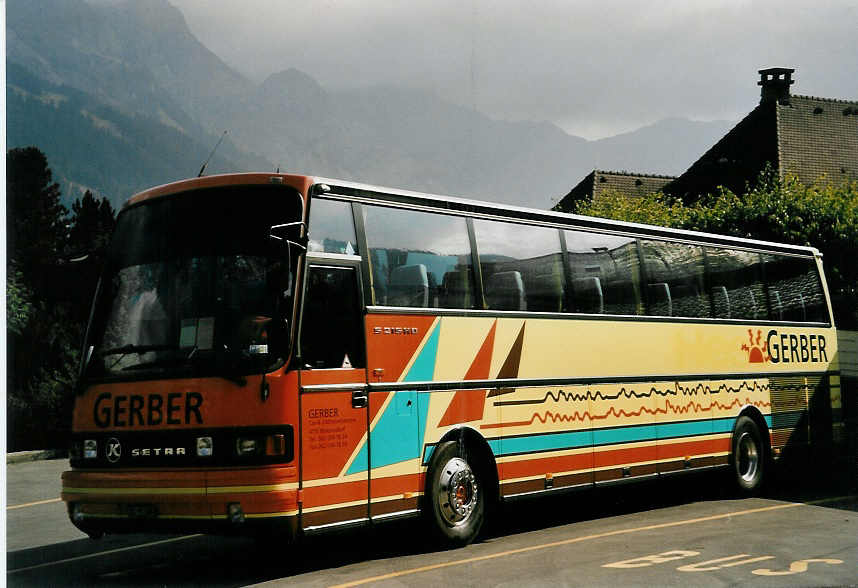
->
(102, 344, 247, 386)
(125, 345, 247, 386)
(98, 344, 178, 358)
(99, 344, 179, 370)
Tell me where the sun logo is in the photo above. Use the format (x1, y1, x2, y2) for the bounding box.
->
(741, 329, 769, 363)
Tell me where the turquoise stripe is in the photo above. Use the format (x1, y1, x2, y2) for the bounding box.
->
(346, 321, 440, 475)
(404, 322, 440, 383)
(490, 415, 762, 457)
(657, 420, 713, 439)
(409, 324, 440, 450)
(594, 424, 657, 446)
(501, 430, 594, 456)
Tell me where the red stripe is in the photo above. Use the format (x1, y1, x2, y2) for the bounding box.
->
(501, 452, 593, 479)
(302, 479, 367, 509)
(499, 437, 731, 481)
(656, 437, 731, 460)
(370, 473, 424, 498)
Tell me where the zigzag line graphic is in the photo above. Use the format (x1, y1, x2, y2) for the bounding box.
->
(494, 380, 771, 407)
(492, 397, 772, 428)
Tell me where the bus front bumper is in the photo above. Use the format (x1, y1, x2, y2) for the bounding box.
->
(61, 466, 299, 536)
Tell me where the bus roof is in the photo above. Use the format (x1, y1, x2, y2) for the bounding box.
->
(125, 172, 820, 258)
(124, 173, 315, 208)
(316, 176, 821, 258)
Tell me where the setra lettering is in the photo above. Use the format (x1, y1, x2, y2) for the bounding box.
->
(94, 392, 204, 428)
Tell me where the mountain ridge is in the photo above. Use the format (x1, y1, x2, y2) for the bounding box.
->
(7, 0, 734, 208)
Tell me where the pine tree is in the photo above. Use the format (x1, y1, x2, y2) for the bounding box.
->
(7, 146, 69, 294)
(68, 190, 116, 256)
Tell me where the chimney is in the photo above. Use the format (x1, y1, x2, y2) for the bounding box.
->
(758, 67, 795, 104)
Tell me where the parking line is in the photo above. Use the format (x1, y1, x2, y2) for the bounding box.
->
(7, 498, 62, 510)
(330, 496, 853, 588)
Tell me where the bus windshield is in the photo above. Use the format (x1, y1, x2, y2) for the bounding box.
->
(84, 185, 303, 381)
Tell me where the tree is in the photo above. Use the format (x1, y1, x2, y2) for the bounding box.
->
(68, 190, 116, 256)
(6, 147, 69, 293)
(6, 147, 116, 450)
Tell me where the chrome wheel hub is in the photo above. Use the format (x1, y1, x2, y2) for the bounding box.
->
(437, 457, 478, 526)
(737, 431, 759, 483)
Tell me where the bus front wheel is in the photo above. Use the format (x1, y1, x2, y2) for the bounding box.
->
(425, 441, 485, 547)
(731, 415, 767, 495)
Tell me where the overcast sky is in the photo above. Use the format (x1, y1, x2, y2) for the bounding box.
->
(171, 0, 857, 139)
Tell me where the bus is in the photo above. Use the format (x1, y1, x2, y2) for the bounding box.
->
(62, 172, 842, 545)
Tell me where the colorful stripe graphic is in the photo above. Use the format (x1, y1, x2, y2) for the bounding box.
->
(346, 320, 440, 475)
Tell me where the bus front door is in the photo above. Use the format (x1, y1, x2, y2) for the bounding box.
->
(298, 263, 369, 531)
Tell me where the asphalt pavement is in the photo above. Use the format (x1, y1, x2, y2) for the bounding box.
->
(6, 457, 857, 587)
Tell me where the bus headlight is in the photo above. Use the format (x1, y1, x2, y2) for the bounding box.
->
(236, 438, 258, 456)
(196, 436, 213, 457)
(83, 439, 98, 459)
(235, 433, 288, 458)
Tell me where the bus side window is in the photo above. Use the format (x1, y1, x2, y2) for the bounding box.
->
(388, 264, 429, 307)
(639, 240, 708, 318)
(647, 283, 673, 317)
(363, 206, 474, 309)
(711, 286, 731, 318)
(572, 277, 604, 314)
(706, 248, 765, 321)
(474, 219, 564, 312)
(307, 199, 359, 255)
(300, 266, 365, 369)
(565, 230, 643, 316)
(763, 254, 828, 323)
(485, 270, 526, 311)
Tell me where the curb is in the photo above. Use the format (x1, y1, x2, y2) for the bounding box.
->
(6, 450, 66, 465)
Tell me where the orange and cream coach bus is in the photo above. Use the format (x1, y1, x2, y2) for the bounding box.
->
(62, 172, 841, 545)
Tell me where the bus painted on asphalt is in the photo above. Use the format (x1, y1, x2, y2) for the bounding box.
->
(62, 173, 841, 544)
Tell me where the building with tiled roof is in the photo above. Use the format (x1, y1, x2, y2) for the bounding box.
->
(666, 68, 858, 201)
(553, 170, 675, 212)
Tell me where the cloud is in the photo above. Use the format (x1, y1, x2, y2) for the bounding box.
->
(171, 0, 858, 138)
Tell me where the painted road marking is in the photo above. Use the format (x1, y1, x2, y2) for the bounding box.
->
(752, 558, 844, 576)
(604, 550, 701, 568)
(676, 554, 776, 572)
(605, 550, 843, 576)
(7, 535, 202, 575)
(330, 496, 854, 588)
(7, 498, 62, 510)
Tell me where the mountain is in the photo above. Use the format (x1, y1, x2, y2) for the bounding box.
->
(7, 0, 270, 205)
(591, 118, 736, 176)
(7, 63, 271, 204)
(6, 0, 734, 209)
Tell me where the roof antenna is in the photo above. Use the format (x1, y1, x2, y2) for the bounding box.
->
(198, 130, 228, 177)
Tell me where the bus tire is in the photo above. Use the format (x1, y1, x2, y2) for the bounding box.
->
(424, 440, 485, 547)
(731, 415, 767, 495)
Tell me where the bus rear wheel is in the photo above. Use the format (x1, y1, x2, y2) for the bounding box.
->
(731, 415, 767, 495)
(425, 441, 485, 547)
